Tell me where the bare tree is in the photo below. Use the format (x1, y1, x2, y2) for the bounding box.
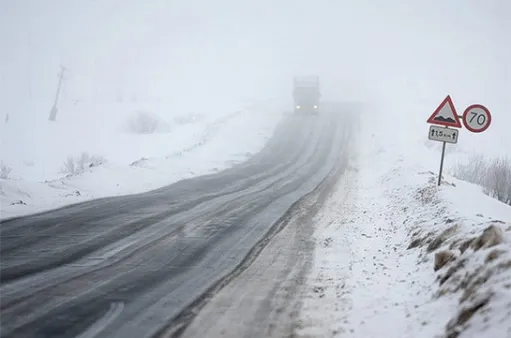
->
(453, 155, 511, 206)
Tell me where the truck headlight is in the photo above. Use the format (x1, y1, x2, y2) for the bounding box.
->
(296, 105, 301, 109)
(313, 105, 318, 109)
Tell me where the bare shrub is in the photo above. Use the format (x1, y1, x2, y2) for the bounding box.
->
(89, 155, 105, 167)
(62, 156, 76, 175)
(452, 154, 488, 186)
(484, 156, 511, 205)
(452, 155, 511, 206)
(0, 161, 12, 179)
(126, 111, 170, 134)
(77, 152, 91, 172)
(61, 152, 106, 176)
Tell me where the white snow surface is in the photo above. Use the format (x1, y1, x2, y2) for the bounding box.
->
(0, 101, 284, 220)
(297, 109, 511, 338)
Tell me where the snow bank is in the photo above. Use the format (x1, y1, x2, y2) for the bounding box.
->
(0, 101, 283, 220)
(297, 108, 511, 338)
(408, 176, 511, 338)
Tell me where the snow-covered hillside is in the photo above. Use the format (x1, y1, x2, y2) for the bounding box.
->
(297, 107, 511, 338)
(0, 101, 284, 220)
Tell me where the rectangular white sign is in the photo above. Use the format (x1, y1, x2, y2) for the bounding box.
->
(428, 125, 459, 144)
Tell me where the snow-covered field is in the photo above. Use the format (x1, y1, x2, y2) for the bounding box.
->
(0, 100, 284, 220)
(297, 108, 511, 338)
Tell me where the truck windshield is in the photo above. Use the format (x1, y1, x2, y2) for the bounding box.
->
(293, 88, 318, 101)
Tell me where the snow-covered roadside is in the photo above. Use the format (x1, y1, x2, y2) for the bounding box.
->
(296, 111, 511, 337)
(0, 107, 283, 220)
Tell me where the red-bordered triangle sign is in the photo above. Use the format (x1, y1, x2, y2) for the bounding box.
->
(427, 95, 462, 128)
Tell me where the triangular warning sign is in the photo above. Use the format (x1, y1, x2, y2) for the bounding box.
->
(427, 95, 462, 128)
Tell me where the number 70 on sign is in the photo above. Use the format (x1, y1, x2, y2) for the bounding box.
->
(462, 104, 492, 133)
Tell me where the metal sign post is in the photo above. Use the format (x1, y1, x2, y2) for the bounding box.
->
(428, 125, 459, 186)
(438, 141, 446, 186)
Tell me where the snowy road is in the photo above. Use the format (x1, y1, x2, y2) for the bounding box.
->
(0, 107, 356, 338)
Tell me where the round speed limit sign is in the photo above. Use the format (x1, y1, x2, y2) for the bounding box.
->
(462, 104, 492, 133)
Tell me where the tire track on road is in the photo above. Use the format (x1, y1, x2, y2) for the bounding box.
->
(0, 115, 314, 284)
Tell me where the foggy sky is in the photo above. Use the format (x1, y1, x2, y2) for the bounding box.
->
(1, 0, 509, 119)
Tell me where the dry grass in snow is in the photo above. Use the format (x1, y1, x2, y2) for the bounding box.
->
(408, 174, 511, 338)
(452, 154, 511, 206)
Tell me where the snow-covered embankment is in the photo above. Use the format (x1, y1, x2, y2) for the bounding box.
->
(0, 102, 283, 220)
(297, 108, 511, 338)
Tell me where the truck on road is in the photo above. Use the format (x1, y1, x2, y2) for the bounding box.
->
(293, 75, 321, 115)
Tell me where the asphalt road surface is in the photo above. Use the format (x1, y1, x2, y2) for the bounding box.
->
(0, 106, 356, 338)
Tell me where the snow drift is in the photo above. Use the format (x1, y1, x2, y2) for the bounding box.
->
(0, 100, 284, 220)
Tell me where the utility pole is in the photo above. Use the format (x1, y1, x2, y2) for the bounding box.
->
(48, 65, 68, 122)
